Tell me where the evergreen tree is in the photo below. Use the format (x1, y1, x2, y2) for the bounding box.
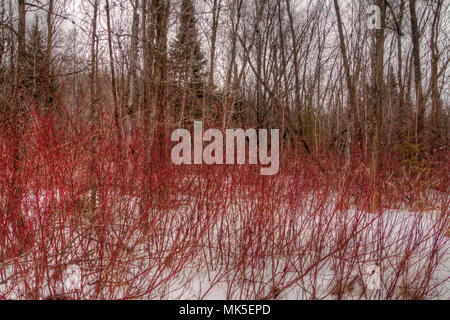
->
(26, 18, 46, 98)
(169, 0, 206, 111)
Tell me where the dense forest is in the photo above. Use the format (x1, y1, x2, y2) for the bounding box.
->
(1, 0, 448, 153)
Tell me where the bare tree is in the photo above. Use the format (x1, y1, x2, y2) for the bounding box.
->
(333, 0, 361, 150)
(90, 0, 99, 112)
(429, 0, 444, 149)
(208, 0, 220, 91)
(409, 0, 424, 146)
(126, 0, 140, 136)
(370, 0, 386, 212)
(44, 0, 54, 105)
(105, 0, 122, 144)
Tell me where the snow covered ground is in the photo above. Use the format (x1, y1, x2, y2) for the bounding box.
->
(0, 189, 448, 300)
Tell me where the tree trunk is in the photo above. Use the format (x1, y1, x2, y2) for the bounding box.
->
(285, 0, 302, 133)
(206, 0, 220, 121)
(89, 0, 98, 212)
(7, 0, 28, 253)
(430, 0, 443, 149)
(223, 0, 242, 129)
(90, 0, 98, 113)
(333, 0, 361, 150)
(396, 0, 406, 140)
(409, 0, 424, 146)
(127, 0, 140, 136)
(369, 0, 386, 212)
(208, 0, 219, 91)
(142, 0, 154, 124)
(44, 0, 53, 106)
(151, 0, 170, 159)
(105, 0, 122, 145)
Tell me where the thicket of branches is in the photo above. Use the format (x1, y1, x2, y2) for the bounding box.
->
(1, 0, 448, 152)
